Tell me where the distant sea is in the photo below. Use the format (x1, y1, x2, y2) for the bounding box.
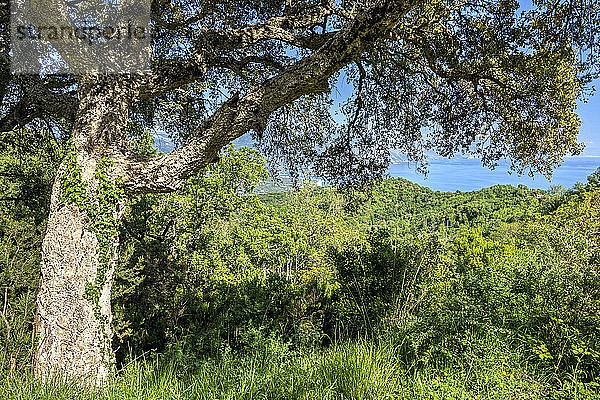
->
(388, 157, 600, 192)
(155, 133, 600, 193)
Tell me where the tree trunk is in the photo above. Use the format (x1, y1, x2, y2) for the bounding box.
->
(33, 77, 129, 383)
(34, 168, 118, 382)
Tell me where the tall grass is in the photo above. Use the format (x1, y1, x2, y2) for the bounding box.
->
(2, 339, 598, 400)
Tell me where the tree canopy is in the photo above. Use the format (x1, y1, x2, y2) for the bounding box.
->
(1, 0, 598, 185)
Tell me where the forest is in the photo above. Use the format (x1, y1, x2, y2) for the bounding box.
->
(1, 129, 599, 398)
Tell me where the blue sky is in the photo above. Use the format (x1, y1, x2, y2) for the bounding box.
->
(576, 86, 600, 156)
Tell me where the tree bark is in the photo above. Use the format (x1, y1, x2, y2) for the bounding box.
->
(33, 77, 129, 383)
(33, 164, 119, 382)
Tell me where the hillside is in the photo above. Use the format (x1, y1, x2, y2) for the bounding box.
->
(260, 177, 548, 236)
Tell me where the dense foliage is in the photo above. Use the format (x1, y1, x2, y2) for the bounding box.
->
(1, 138, 599, 394)
(0, 130, 60, 371)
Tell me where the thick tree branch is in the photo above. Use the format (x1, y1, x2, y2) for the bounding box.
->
(118, 0, 422, 194)
(214, 55, 287, 75)
(196, 6, 333, 51)
(0, 75, 77, 132)
(19, 75, 77, 117)
(137, 53, 289, 101)
(0, 101, 38, 132)
(136, 6, 335, 100)
(136, 56, 210, 100)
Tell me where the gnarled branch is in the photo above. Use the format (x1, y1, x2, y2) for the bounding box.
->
(118, 0, 422, 194)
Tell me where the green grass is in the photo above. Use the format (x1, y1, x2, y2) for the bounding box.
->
(3, 340, 599, 400)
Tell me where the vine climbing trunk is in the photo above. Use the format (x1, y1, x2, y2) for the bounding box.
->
(33, 77, 130, 383)
(34, 164, 120, 380)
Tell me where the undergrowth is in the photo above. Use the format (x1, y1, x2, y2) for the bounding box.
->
(3, 338, 598, 400)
